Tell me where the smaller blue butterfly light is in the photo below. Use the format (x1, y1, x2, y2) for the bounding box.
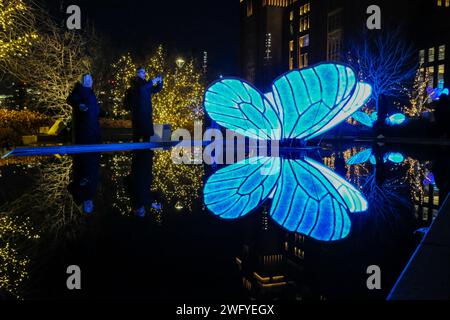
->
(204, 156, 368, 242)
(347, 149, 405, 165)
(204, 63, 372, 141)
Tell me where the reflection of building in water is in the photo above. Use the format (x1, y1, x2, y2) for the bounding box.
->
(406, 158, 444, 225)
(235, 205, 295, 299)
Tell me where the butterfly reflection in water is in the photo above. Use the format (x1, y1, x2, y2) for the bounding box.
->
(204, 156, 368, 242)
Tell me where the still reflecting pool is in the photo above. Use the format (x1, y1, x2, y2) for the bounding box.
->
(0, 144, 448, 300)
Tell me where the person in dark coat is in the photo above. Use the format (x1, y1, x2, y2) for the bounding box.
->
(124, 67, 163, 142)
(125, 150, 154, 218)
(68, 153, 101, 214)
(67, 73, 101, 145)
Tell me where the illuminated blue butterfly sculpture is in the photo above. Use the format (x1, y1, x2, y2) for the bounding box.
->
(204, 156, 368, 242)
(203, 63, 371, 241)
(202, 63, 371, 241)
(204, 63, 372, 141)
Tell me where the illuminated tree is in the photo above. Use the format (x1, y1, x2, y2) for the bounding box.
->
(110, 53, 135, 119)
(349, 28, 417, 123)
(146, 45, 205, 131)
(0, 0, 38, 66)
(401, 69, 433, 118)
(2, 4, 91, 122)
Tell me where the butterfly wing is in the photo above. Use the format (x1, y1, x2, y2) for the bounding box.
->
(346, 148, 373, 165)
(305, 158, 368, 213)
(204, 79, 282, 140)
(351, 111, 374, 128)
(270, 157, 367, 241)
(272, 63, 372, 140)
(204, 157, 281, 219)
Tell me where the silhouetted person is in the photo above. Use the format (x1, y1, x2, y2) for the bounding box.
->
(68, 153, 101, 214)
(67, 74, 101, 144)
(125, 150, 155, 218)
(124, 67, 163, 142)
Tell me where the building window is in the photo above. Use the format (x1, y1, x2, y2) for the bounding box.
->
(427, 66, 435, 88)
(438, 0, 442, 6)
(429, 47, 435, 63)
(299, 16, 310, 32)
(299, 3, 310, 15)
(290, 10, 294, 21)
(447, 0, 450, 7)
(299, 53, 308, 68)
(247, 0, 253, 17)
(327, 33, 342, 61)
(299, 34, 309, 48)
(419, 50, 425, 65)
(289, 40, 294, 70)
(439, 45, 446, 60)
(438, 65, 445, 88)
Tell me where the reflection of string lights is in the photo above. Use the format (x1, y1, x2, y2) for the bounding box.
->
(110, 150, 204, 215)
(152, 150, 204, 212)
(0, 214, 40, 299)
(110, 153, 132, 215)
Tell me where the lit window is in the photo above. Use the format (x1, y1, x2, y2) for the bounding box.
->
(439, 45, 446, 60)
(290, 11, 294, 21)
(446, 0, 450, 7)
(299, 16, 310, 32)
(427, 66, 435, 88)
(289, 40, 294, 70)
(438, 65, 445, 88)
(438, 0, 442, 6)
(247, 0, 253, 17)
(299, 34, 309, 47)
(299, 53, 308, 68)
(429, 47, 435, 63)
(419, 50, 425, 65)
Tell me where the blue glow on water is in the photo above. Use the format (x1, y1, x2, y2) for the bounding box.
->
(347, 148, 373, 165)
(204, 63, 372, 142)
(386, 113, 406, 126)
(384, 152, 405, 164)
(204, 156, 368, 242)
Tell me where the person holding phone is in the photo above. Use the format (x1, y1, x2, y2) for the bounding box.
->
(124, 66, 164, 142)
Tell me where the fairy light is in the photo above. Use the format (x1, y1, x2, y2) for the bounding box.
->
(110, 53, 136, 119)
(0, 214, 40, 299)
(401, 69, 433, 118)
(0, 0, 38, 60)
(151, 150, 204, 212)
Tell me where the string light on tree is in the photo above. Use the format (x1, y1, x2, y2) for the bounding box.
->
(110, 53, 136, 119)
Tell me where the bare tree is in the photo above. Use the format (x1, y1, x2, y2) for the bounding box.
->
(2, 1, 92, 122)
(349, 28, 417, 123)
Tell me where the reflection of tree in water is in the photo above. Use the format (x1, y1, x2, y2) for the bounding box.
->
(109, 153, 132, 215)
(403, 158, 430, 206)
(0, 157, 87, 298)
(109, 150, 204, 217)
(152, 150, 204, 212)
(0, 214, 39, 299)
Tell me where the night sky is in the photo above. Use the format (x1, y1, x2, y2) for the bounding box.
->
(40, 0, 240, 76)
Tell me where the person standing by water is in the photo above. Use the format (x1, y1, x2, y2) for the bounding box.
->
(67, 73, 101, 145)
(124, 67, 163, 142)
